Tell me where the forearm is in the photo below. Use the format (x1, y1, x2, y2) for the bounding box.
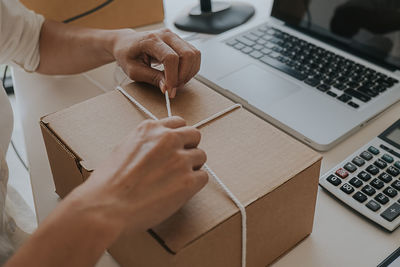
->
(5, 191, 122, 267)
(37, 20, 129, 74)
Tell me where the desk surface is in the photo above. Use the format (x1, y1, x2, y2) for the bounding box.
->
(12, 0, 400, 266)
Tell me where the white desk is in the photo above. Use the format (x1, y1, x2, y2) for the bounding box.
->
(12, 0, 400, 266)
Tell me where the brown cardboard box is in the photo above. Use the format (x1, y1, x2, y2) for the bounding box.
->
(40, 79, 321, 267)
(21, 0, 164, 29)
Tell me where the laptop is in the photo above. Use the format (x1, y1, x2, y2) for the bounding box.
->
(196, 0, 400, 151)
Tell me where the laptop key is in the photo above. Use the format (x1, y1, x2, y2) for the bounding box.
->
(249, 51, 263, 59)
(259, 56, 307, 81)
(348, 101, 359, 108)
(244, 34, 258, 41)
(268, 52, 280, 59)
(241, 47, 253, 54)
(317, 84, 330, 92)
(236, 37, 255, 47)
(344, 89, 371, 102)
(233, 42, 245, 50)
(326, 91, 337, 97)
(337, 94, 352, 103)
(260, 48, 271, 55)
(305, 78, 320, 87)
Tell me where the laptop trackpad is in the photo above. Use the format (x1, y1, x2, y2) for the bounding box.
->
(218, 64, 300, 107)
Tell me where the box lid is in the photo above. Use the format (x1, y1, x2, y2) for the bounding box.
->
(42, 80, 321, 253)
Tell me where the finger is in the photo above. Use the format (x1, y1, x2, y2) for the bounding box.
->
(184, 148, 207, 170)
(161, 31, 201, 86)
(126, 60, 165, 89)
(140, 36, 179, 94)
(190, 170, 209, 192)
(175, 126, 201, 148)
(158, 116, 186, 129)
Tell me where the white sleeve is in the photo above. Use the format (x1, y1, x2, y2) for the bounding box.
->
(0, 0, 44, 72)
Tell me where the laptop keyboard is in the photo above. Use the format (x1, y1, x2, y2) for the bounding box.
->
(226, 24, 399, 109)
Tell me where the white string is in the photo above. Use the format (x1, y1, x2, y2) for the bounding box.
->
(165, 91, 172, 117)
(193, 103, 242, 128)
(117, 86, 158, 120)
(117, 86, 247, 267)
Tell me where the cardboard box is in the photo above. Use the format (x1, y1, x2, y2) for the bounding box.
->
(21, 0, 164, 29)
(40, 79, 322, 266)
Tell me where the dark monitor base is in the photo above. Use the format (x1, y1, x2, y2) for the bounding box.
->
(174, 2, 255, 34)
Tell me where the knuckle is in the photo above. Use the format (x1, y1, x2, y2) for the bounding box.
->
(181, 174, 195, 189)
(164, 53, 179, 64)
(181, 50, 196, 59)
(150, 71, 161, 85)
(161, 28, 172, 34)
(194, 48, 201, 58)
(172, 116, 186, 126)
(199, 149, 207, 163)
(200, 171, 209, 185)
(146, 32, 158, 40)
(138, 119, 155, 130)
(161, 129, 180, 145)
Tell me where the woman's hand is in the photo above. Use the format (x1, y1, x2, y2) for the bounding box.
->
(112, 28, 201, 98)
(69, 116, 208, 235)
(7, 117, 208, 267)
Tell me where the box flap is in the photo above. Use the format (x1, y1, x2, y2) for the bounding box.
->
(42, 80, 321, 253)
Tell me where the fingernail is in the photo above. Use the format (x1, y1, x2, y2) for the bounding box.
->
(171, 88, 177, 98)
(159, 80, 165, 93)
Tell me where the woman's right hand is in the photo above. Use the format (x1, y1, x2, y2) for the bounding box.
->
(67, 116, 208, 237)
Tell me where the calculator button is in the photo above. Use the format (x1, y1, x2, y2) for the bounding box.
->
(392, 180, 400, 190)
(382, 154, 394, 163)
(358, 171, 372, 181)
(381, 202, 400, 222)
(395, 161, 400, 170)
(362, 185, 376, 196)
(366, 200, 381, 212)
(366, 165, 380, 175)
(340, 183, 354, 194)
(344, 162, 357, 173)
(378, 172, 393, 183)
(380, 144, 390, 151)
(387, 166, 400, 177)
(370, 178, 384, 189)
(374, 159, 387, 169)
(335, 168, 349, 179)
(368, 146, 380, 155)
(375, 193, 389, 205)
(360, 151, 373, 161)
(326, 174, 341, 186)
(383, 187, 398, 198)
(349, 177, 363, 188)
(352, 156, 365, 167)
(353, 192, 367, 203)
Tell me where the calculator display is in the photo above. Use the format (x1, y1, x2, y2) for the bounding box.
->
(387, 127, 400, 146)
(379, 119, 400, 150)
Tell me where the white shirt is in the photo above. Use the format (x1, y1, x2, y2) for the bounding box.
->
(0, 0, 43, 263)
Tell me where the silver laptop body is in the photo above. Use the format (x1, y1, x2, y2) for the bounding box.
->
(196, 0, 400, 151)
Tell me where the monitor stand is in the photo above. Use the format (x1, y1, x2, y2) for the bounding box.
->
(174, 1, 255, 34)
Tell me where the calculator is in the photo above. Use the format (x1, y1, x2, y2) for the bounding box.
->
(319, 119, 400, 231)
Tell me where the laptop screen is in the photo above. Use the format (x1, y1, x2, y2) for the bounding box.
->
(271, 0, 400, 70)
